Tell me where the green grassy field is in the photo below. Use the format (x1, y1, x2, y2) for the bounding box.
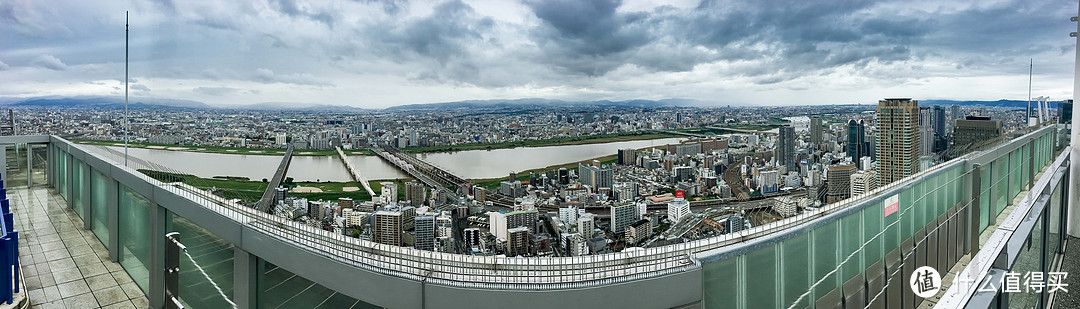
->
(139, 169, 408, 202)
(471, 154, 619, 190)
(73, 139, 374, 156)
(402, 131, 678, 153)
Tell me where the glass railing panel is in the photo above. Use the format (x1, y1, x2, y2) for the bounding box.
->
(172, 214, 235, 308)
(979, 166, 991, 232)
(1048, 174, 1063, 270)
(745, 245, 777, 308)
(258, 261, 377, 309)
(781, 233, 811, 309)
(57, 149, 67, 199)
(1011, 148, 1022, 199)
(812, 220, 839, 297)
(4, 143, 27, 187)
(31, 144, 46, 185)
(73, 159, 85, 218)
(993, 156, 1009, 216)
(862, 200, 883, 268)
(119, 184, 152, 294)
(840, 214, 863, 281)
(91, 169, 109, 244)
(902, 183, 915, 240)
(1007, 211, 1044, 308)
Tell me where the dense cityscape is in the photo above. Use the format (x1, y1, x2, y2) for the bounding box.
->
(7, 99, 1069, 258)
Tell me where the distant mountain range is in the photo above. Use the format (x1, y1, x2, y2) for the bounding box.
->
(383, 98, 707, 110)
(2, 96, 363, 111)
(8, 96, 214, 109)
(0, 96, 1064, 111)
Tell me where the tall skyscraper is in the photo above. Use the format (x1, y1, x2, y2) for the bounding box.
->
(876, 98, 920, 187)
(932, 106, 946, 137)
(846, 120, 865, 167)
(919, 106, 934, 156)
(1060, 100, 1073, 124)
(778, 125, 796, 171)
(810, 116, 823, 146)
(617, 148, 636, 165)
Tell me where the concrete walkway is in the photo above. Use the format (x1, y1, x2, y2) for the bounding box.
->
(11, 187, 147, 308)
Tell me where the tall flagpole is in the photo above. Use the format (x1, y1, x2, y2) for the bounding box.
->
(124, 11, 129, 167)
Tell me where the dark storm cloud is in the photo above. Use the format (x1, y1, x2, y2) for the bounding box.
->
(356, 0, 494, 83)
(525, 0, 652, 75)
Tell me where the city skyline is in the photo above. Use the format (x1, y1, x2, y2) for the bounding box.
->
(1, 0, 1076, 108)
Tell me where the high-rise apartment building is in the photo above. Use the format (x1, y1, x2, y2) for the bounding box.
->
(810, 116, 823, 145)
(826, 163, 856, 204)
(876, 98, 920, 187)
(919, 106, 934, 156)
(414, 214, 436, 251)
(374, 210, 403, 246)
(778, 125, 796, 171)
(404, 182, 426, 206)
(507, 227, 531, 257)
(610, 203, 639, 234)
(954, 115, 1003, 149)
(617, 148, 636, 166)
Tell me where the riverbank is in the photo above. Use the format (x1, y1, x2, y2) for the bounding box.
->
(73, 139, 374, 156)
(471, 153, 620, 190)
(139, 169, 407, 202)
(402, 131, 678, 154)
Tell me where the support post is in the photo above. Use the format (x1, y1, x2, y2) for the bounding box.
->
(1069, 1, 1080, 237)
(164, 232, 183, 309)
(149, 202, 166, 308)
(233, 247, 258, 309)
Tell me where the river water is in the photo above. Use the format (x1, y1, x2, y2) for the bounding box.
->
(95, 137, 682, 181)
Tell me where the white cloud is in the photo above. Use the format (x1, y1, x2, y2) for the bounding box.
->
(30, 54, 67, 71)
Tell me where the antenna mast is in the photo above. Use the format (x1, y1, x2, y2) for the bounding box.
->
(124, 11, 129, 166)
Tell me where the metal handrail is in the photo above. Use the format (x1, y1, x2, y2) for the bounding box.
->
(44, 124, 1061, 289)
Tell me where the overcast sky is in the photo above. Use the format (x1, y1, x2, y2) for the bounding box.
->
(1, 0, 1076, 108)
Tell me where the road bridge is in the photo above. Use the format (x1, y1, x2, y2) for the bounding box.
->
(256, 144, 293, 213)
(335, 146, 376, 197)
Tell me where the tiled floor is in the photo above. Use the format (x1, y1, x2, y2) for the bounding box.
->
(11, 187, 147, 308)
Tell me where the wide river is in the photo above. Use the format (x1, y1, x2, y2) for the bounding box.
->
(91, 137, 682, 181)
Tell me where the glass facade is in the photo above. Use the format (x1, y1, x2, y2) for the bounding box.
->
(119, 185, 152, 294)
